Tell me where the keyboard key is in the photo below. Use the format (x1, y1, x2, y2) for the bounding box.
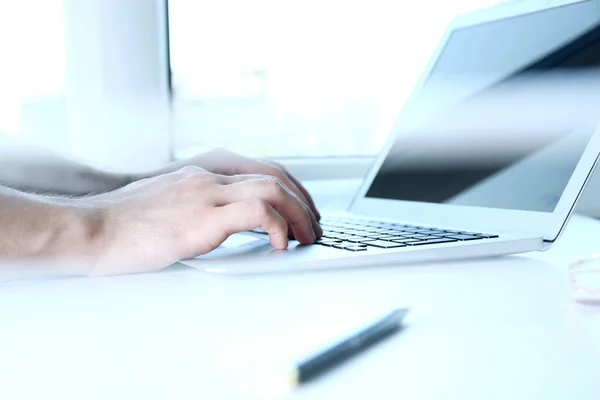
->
(371, 228, 391, 233)
(391, 238, 422, 244)
(377, 235, 398, 239)
(399, 228, 423, 233)
(347, 237, 377, 243)
(411, 229, 437, 234)
(332, 242, 354, 249)
(327, 233, 358, 240)
(344, 245, 368, 252)
(362, 233, 384, 238)
(335, 225, 356, 230)
(477, 234, 499, 238)
(444, 234, 482, 241)
(380, 236, 411, 241)
(343, 229, 366, 235)
(409, 238, 458, 246)
(420, 233, 446, 238)
(385, 230, 408, 235)
(320, 240, 343, 246)
(420, 230, 447, 236)
(333, 242, 367, 249)
(366, 240, 407, 249)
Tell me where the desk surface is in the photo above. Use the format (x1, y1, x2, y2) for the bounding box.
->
(0, 180, 599, 400)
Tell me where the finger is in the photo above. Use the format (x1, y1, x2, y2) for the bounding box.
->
(221, 174, 321, 239)
(213, 199, 289, 250)
(259, 161, 321, 221)
(219, 177, 317, 244)
(175, 167, 230, 187)
(276, 164, 321, 221)
(266, 169, 322, 237)
(219, 177, 318, 243)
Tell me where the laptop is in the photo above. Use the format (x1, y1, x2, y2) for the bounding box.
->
(181, 0, 600, 274)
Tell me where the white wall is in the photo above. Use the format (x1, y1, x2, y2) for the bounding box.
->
(0, 0, 66, 144)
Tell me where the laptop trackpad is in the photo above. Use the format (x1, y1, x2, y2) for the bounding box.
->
(219, 233, 268, 249)
(195, 233, 274, 259)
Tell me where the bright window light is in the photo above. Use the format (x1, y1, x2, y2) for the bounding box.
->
(168, 0, 509, 158)
(0, 0, 66, 141)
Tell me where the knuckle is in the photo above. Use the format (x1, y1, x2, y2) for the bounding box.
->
(183, 172, 218, 193)
(214, 146, 232, 155)
(178, 165, 203, 175)
(205, 172, 224, 185)
(267, 165, 285, 179)
(189, 178, 210, 192)
(261, 176, 284, 193)
(210, 147, 237, 160)
(248, 198, 270, 216)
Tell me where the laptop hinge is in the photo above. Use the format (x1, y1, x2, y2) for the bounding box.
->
(541, 240, 554, 251)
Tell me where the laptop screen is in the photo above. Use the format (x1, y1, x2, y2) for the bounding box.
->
(365, 1, 600, 213)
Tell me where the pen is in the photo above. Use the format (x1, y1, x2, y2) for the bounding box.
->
(289, 308, 410, 387)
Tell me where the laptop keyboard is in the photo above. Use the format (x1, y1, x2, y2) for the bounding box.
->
(251, 216, 499, 251)
(315, 217, 498, 251)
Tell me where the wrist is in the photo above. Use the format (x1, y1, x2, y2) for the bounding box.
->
(0, 187, 109, 276)
(41, 200, 107, 269)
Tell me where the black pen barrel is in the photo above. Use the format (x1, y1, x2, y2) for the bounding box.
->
(296, 309, 406, 384)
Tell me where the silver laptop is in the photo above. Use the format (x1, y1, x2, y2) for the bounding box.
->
(182, 0, 600, 274)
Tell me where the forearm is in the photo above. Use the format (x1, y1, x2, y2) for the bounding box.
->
(0, 135, 135, 196)
(0, 185, 103, 262)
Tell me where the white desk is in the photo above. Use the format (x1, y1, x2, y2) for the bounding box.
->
(0, 180, 599, 400)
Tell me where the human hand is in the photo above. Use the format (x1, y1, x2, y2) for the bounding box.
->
(86, 166, 322, 275)
(156, 148, 321, 221)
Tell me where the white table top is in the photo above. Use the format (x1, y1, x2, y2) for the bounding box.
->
(0, 180, 599, 400)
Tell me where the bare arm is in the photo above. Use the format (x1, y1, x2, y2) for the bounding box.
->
(0, 134, 134, 196)
(0, 136, 321, 222)
(0, 185, 102, 263)
(0, 166, 321, 277)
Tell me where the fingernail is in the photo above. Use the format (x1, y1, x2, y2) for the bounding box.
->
(315, 223, 323, 238)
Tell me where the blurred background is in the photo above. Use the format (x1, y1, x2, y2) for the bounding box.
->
(0, 0, 516, 175)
